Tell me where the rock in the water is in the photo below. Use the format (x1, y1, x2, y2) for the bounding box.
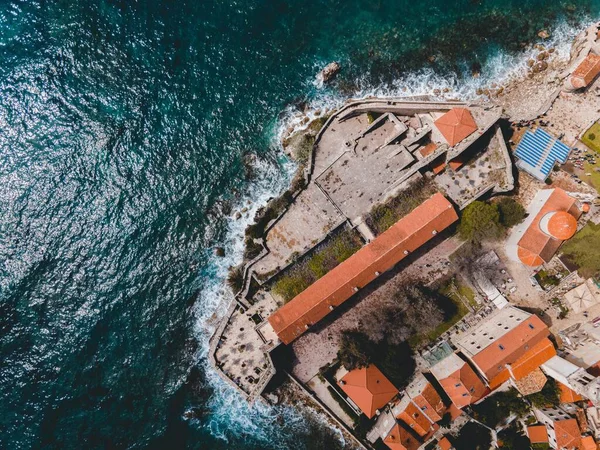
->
(215, 247, 225, 257)
(317, 61, 341, 84)
(234, 212, 242, 220)
(538, 29, 551, 39)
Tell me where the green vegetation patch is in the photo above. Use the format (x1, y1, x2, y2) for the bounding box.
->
(534, 269, 561, 290)
(271, 229, 363, 302)
(458, 200, 504, 242)
(472, 388, 529, 428)
(561, 222, 600, 279)
(581, 122, 600, 154)
(409, 280, 468, 348)
(337, 331, 416, 389)
(496, 197, 526, 228)
(326, 385, 359, 424)
(526, 377, 561, 408)
(453, 421, 492, 450)
(364, 178, 438, 236)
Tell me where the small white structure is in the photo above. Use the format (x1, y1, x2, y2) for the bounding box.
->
(564, 280, 600, 313)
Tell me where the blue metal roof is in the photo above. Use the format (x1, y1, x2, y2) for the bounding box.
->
(514, 127, 571, 181)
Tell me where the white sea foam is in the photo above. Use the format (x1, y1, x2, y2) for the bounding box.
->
(191, 16, 592, 447)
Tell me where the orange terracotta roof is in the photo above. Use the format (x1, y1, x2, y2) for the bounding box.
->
(554, 418, 582, 449)
(434, 108, 478, 147)
(547, 211, 578, 240)
(471, 315, 549, 381)
(448, 153, 468, 171)
(517, 246, 545, 267)
(527, 425, 549, 443)
(432, 155, 447, 174)
(420, 142, 438, 158)
(510, 337, 557, 381)
(411, 383, 446, 422)
(488, 368, 511, 390)
(396, 400, 434, 437)
(448, 403, 463, 420)
(571, 53, 600, 89)
(384, 422, 421, 450)
(338, 365, 398, 418)
(268, 193, 458, 344)
(580, 436, 597, 450)
(559, 381, 583, 403)
(517, 188, 581, 267)
(434, 358, 488, 409)
(437, 436, 453, 450)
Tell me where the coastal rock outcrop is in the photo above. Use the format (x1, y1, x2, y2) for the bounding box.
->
(316, 61, 340, 85)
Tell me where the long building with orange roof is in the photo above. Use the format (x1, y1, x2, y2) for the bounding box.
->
(534, 407, 591, 450)
(268, 193, 458, 344)
(453, 305, 553, 387)
(506, 188, 581, 267)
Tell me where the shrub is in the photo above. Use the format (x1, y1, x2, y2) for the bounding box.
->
(271, 229, 362, 302)
(243, 238, 263, 261)
(227, 265, 244, 293)
(497, 197, 526, 228)
(364, 178, 437, 235)
(589, 132, 596, 141)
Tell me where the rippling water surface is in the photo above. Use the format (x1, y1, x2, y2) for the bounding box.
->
(0, 1, 598, 448)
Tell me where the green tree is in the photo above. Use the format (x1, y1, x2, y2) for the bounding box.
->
(472, 388, 529, 427)
(453, 422, 492, 450)
(498, 423, 530, 450)
(337, 332, 416, 389)
(527, 377, 561, 408)
(497, 197, 526, 228)
(458, 201, 504, 242)
(337, 331, 376, 370)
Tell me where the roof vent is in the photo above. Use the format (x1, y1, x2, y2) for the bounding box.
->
(305, 324, 310, 329)
(403, 250, 409, 255)
(329, 305, 334, 311)
(432, 230, 437, 235)
(353, 287, 359, 292)
(375, 271, 381, 276)
(340, 380, 346, 385)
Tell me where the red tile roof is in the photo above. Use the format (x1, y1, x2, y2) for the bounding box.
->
(338, 365, 398, 418)
(434, 108, 478, 147)
(571, 53, 600, 89)
(471, 315, 549, 381)
(554, 418, 582, 450)
(432, 355, 488, 409)
(437, 436, 453, 450)
(396, 400, 435, 437)
(547, 211, 578, 240)
(411, 382, 446, 422)
(580, 436, 597, 450)
(559, 381, 583, 403)
(517, 188, 581, 267)
(268, 193, 458, 344)
(509, 337, 557, 381)
(384, 423, 420, 450)
(527, 425, 549, 444)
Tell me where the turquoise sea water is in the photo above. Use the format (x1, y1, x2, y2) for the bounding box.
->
(0, 1, 598, 449)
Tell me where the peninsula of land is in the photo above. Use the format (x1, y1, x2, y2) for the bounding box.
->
(210, 21, 600, 450)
